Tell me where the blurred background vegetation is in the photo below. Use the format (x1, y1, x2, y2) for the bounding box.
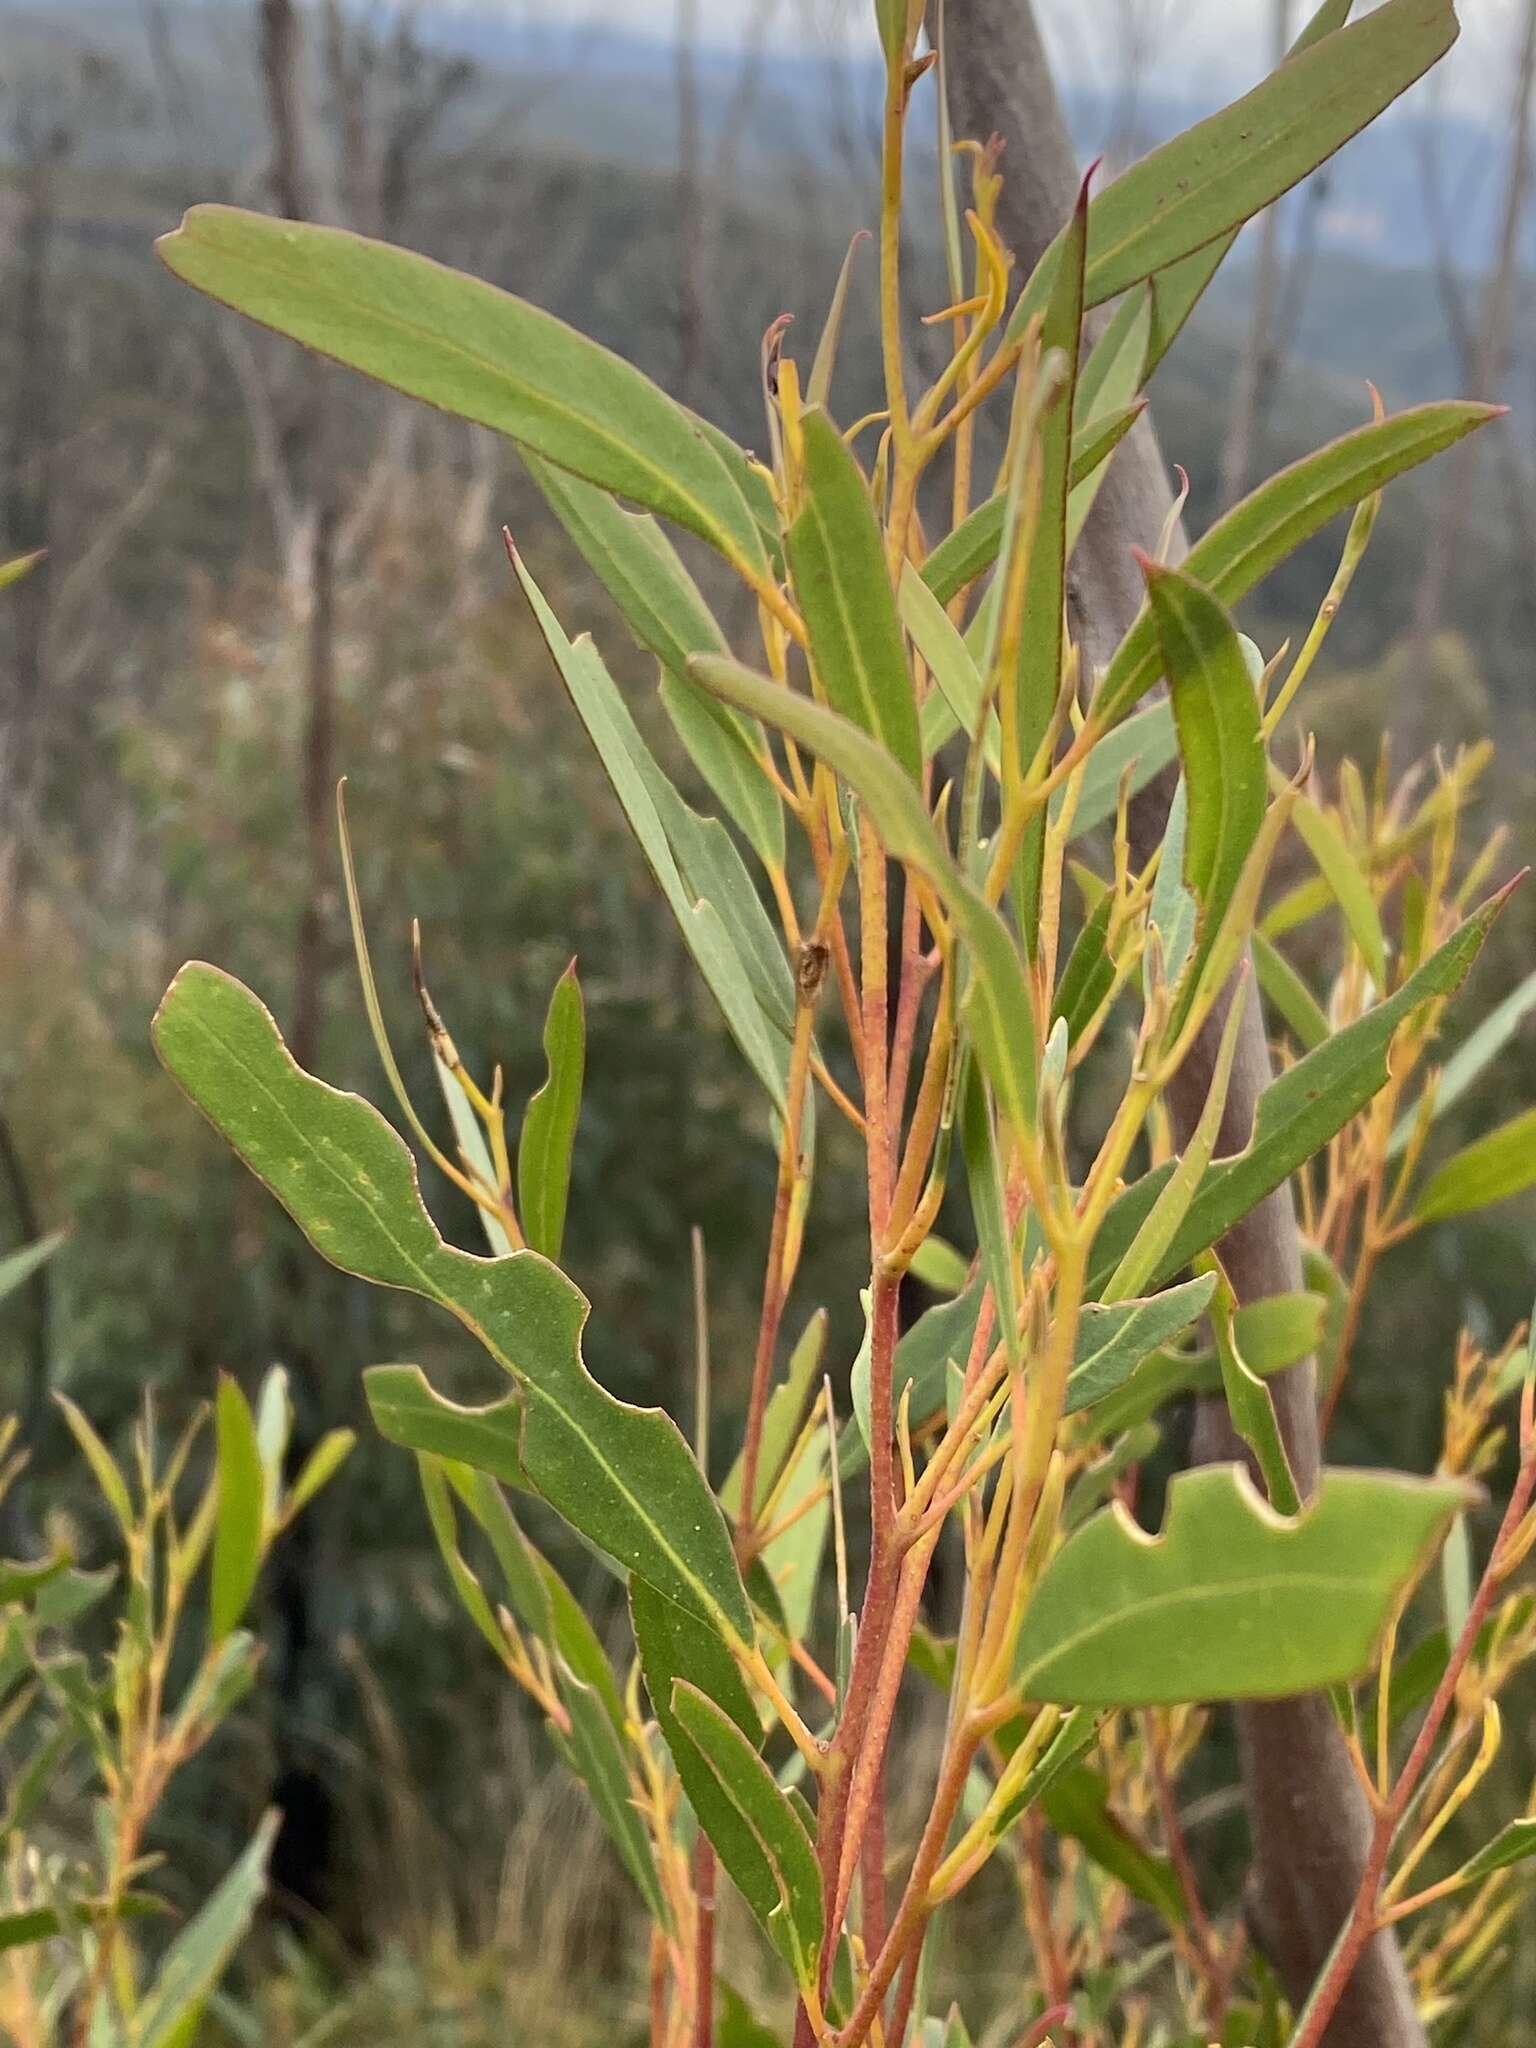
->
(2, 0, 1535, 2039)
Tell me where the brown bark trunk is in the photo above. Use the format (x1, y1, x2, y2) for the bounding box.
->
(944, 6, 1426, 2040)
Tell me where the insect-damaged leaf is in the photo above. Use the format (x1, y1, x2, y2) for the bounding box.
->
(1014, 1464, 1467, 1706)
(153, 963, 752, 1644)
(157, 206, 772, 568)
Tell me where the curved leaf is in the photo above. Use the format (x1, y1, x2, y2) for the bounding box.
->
(1092, 403, 1499, 729)
(1014, 1464, 1467, 1707)
(157, 206, 770, 567)
(154, 963, 752, 1642)
(210, 1377, 264, 1643)
(1414, 1107, 1536, 1223)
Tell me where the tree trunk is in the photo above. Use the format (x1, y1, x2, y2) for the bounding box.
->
(944, 7, 1426, 2040)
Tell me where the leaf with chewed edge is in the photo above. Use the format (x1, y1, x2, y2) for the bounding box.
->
(153, 962, 751, 1644)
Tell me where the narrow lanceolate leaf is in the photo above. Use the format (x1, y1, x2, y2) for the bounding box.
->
(689, 655, 1041, 1138)
(848, 1279, 987, 1470)
(1092, 403, 1500, 729)
(154, 964, 752, 1642)
(1209, 1282, 1301, 1517)
(901, 563, 990, 764)
(1447, 1817, 1536, 1889)
(1066, 1276, 1218, 1414)
(366, 1364, 532, 1492)
(787, 409, 921, 780)
(134, 1813, 279, 2048)
(722, 1309, 827, 1519)
(1017, 174, 1087, 771)
(1052, 896, 1115, 1043)
(920, 404, 1149, 611)
(1292, 794, 1387, 988)
(1014, 1464, 1467, 1707)
(210, 1378, 265, 1643)
(0, 550, 44, 593)
(1041, 1767, 1184, 1920)
(0, 1230, 63, 1306)
(1009, 0, 1457, 329)
(157, 206, 770, 568)
(524, 453, 784, 869)
(518, 963, 584, 1262)
(1413, 1108, 1536, 1224)
(515, 555, 789, 1108)
(1087, 885, 1514, 1294)
(1144, 562, 1266, 973)
(671, 1681, 824, 1988)
(1055, 701, 1178, 843)
(1388, 965, 1536, 1158)
(1253, 928, 1329, 1051)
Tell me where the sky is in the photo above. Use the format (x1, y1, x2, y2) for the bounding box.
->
(476, 0, 1516, 121)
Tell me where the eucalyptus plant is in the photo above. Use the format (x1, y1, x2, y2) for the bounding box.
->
(140, 1, 1536, 2042)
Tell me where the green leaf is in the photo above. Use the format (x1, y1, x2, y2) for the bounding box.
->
(515, 554, 790, 1108)
(554, 1668, 670, 1925)
(1010, 0, 1457, 326)
(445, 1463, 553, 1642)
(522, 452, 784, 869)
(1093, 403, 1499, 729)
(808, 230, 868, 408)
(1055, 701, 1177, 843)
(1145, 562, 1266, 980)
(210, 1377, 265, 1642)
(1067, 1277, 1218, 1414)
(367, 1363, 530, 1491)
(961, 1057, 1020, 1366)
(722, 1309, 828, 1520)
(286, 1427, 355, 1517)
(517, 963, 585, 1262)
(154, 963, 752, 1643)
(901, 563, 994, 770)
(986, 1706, 1101, 1844)
(908, 1237, 970, 1295)
(419, 1455, 514, 1667)
(1413, 1107, 1536, 1223)
(1013, 1464, 1466, 1706)
(1389, 965, 1536, 1158)
(920, 404, 1150, 610)
(1041, 1765, 1185, 1921)
(848, 1279, 986, 1472)
(135, 1812, 279, 2048)
(0, 1893, 162, 1956)
(1448, 1817, 1536, 1889)
(688, 655, 1041, 1141)
(1208, 1282, 1301, 1516)
(1253, 929, 1329, 1051)
(1053, 895, 1115, 1043)
(0, 1230, 64, 1307)
(1292, 794, 1387, 987)
(0, 549, 44, 593)
(1012, 176, 1089, 947)
(157, 206, 770, 568)
(0, 1551, 71, 1607)
(1233, 1291, 1325, 1374)
(1087, 887, 1512, 1294)
(55, 1395, 134, 1537)
(787, 409, 920, 781)
(672, 1681, 824, 1987)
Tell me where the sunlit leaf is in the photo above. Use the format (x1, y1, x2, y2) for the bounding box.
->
(1013, 1465, 1466, 1706)
(157, 206, 771, 567)
(154, 963, 752, 1642)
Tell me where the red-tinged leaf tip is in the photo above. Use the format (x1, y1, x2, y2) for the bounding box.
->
(1130, 545, 1156, 577)
(501, 525, 520, 567)
(1490, 866, 1530, 912)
